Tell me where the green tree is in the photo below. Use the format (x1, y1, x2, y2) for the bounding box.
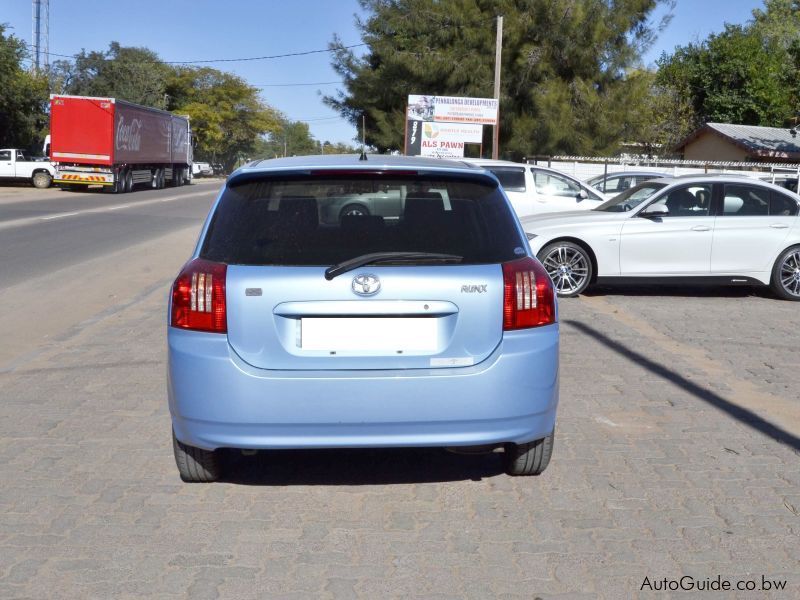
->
(165, 67, 281, 171)
(752, 0, 800, 48)
(253, 117, 361, 159)
(322, 140, 360, 154)
(609, 69, 696, 155)
(0, 24, 49, 150)
(657, 1, 800, 130)
(52, 42, 172, 108)
(255, 119, 320, 158)
(326, 0, 671, 157)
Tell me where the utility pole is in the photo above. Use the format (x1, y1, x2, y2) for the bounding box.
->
(491, 15, 503, 160)
(31, 0, 50, 74)
(359, 114, 367, 160)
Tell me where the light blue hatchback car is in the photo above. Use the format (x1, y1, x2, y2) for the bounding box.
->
(168, 155, 559, 482)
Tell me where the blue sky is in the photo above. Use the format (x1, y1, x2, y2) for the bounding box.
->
(4, 0, 765, 144)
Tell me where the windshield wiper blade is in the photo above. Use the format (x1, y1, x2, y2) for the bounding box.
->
(324, 252, 463, 280)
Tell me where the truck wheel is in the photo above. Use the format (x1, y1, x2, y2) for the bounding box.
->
(151, 169, 159, 189)
(172, 429, 220, 483)
(32, 172, 52, 189)
(171, 166, 180, 187)
(124, 170, 133, 193)
(504, 430, 555, 476)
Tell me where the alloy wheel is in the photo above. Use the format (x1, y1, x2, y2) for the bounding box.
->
(541, 245, 590, 295)
(779, 249, 800, 298)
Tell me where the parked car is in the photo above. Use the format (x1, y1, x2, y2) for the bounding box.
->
(0, 148, 55, 188)
(585, 171, 667, 198)
(192, 162, 212, 177)
(168, 155, 560, 482)
(759, 173, 799, 194)
(466, 159, 605, 217)
(521, 176, 800, 300)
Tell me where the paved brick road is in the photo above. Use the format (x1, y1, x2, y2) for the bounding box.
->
(1, 280, 798, 598)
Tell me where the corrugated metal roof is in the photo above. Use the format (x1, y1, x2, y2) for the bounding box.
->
(705, 122, 800, 157)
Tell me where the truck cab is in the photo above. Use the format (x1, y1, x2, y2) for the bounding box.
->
(0, 148, 55, 189)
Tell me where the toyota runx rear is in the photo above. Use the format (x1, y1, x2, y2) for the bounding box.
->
(168, 156, 560, 481)
(225, 264, 504, 370)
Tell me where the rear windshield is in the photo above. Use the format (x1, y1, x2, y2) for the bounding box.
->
(200, 175, 525, 266)
(486, 167, 526, 192)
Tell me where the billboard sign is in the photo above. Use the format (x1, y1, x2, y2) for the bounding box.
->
(407, 95, 498, 126)
(419, 122, 483, 158)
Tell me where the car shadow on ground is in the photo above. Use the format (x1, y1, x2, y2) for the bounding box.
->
(583, 284, 775, 300)
(563, 319, 800, 453)
(218, 447, 506, 486)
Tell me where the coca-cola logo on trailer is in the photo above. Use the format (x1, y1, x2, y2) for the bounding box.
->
(116, 116, 142, 151)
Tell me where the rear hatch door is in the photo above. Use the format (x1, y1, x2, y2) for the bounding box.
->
(199, 168, 527, 371)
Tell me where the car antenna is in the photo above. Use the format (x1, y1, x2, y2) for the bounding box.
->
(359, 114, 368, 161)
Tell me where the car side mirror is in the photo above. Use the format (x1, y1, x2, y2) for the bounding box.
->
(640, 204, 669, 218)
(577, 189, 588, 200)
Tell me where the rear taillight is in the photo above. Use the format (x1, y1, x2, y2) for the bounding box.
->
(170, 259, 227, 333)
(502, 257, 556, 330)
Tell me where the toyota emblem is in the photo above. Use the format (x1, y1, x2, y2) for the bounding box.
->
(352, 273, 381, 296)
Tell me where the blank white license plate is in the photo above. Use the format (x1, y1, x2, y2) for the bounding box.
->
(301, 317, 438, 352)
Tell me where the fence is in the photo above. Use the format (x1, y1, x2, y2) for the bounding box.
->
(525, 155, 800, 190)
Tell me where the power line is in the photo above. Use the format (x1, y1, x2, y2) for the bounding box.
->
(295, 116, 347, 122)
(38, 43, 367, 65)
(254, 81, 343, 88)
(38, 13, 497, 67)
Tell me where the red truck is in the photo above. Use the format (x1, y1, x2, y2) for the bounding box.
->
(49, 94, 193, 192)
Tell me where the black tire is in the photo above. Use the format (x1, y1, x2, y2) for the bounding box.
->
(170, 165, 180, 187)
(172, 429, 220, 483)
(770, 245, 800, 301)
(339, 203, 370, 220)
(504, 430, 555, 476)
(537, 241, 593, 297)
(123, 169, 133, 193)
(32, 171, 52, 189)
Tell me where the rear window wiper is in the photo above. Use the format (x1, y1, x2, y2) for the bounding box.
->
(324, 252, 464, 280)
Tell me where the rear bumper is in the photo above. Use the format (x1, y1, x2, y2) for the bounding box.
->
(55, 169, 114, 186)
(168, 326, 559, 450)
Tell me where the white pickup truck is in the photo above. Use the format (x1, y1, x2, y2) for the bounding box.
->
(0, 149, 56, 189)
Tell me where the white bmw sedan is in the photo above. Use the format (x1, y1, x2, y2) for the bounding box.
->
(521, 175, 800, 300)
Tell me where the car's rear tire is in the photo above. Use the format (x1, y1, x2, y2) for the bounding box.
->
(339, 203, 369, 220)
(172, 429, 220, 482)
(504, 430, 554, 476)
(537, 241, 593, 297)
(32, 171, 52, 189)
(771, 245, 800, 301)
